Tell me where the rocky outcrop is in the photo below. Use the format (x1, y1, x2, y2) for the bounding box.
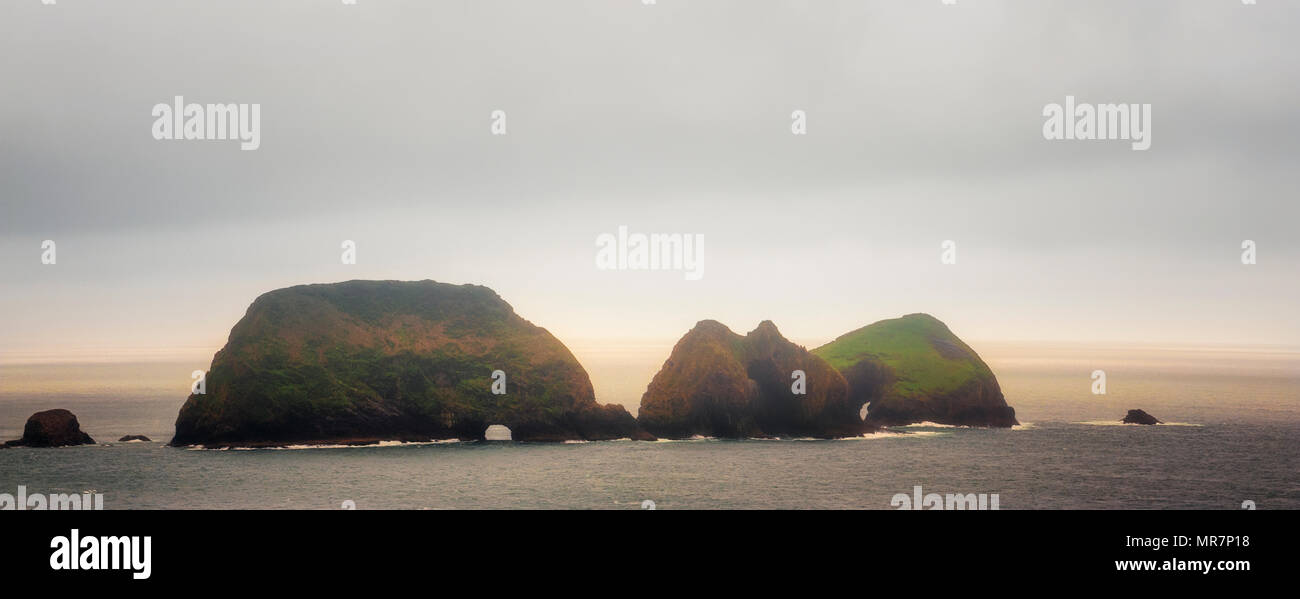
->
(3, 409, 96, 447)
(171, 280, 649, 447)
(812, 314, 1017, 428)
(118, 435, 152, 442)
(1121, 409, 1161, 425)
(637, 320, 868, 439)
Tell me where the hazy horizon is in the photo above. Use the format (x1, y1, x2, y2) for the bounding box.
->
(2, 307, 1299, 368)
(4, 338, 1298, 426)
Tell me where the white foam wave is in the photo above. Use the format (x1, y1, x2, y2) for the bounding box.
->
(653, 435, 718, 443)
(839, 430, 951, 440)
(183, 439, 464, 451)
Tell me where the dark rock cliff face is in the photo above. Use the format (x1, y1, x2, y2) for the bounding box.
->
(812, 314, 1017, 428)
(3, 409, 95, 447)
(171, 280, 648, 447)
(637, 320, 869, 439)
(1121, 409, 1161, 425)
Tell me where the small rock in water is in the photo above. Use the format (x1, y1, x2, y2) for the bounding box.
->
(1121, 409, 1162, 425)
(118, 435, 152, 442)
(3, 409, 96, 447)
(484, 424, 512, 441)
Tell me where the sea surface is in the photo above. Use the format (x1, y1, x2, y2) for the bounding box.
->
(1, 343, 1297, 509)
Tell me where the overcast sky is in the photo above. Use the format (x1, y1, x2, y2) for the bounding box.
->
(1, 0, 1297, 364)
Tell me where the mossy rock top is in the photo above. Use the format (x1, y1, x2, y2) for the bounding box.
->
(813, 314, 1016, 427)
(171, 280, 642, 446)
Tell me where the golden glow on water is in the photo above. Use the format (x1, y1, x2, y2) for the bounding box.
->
(2, 342, 1297, 440)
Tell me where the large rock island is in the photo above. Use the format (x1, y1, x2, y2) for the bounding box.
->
(812, 314, 1017, 428)
(171, 280, 647, 447)
(637, 320, 869, 439)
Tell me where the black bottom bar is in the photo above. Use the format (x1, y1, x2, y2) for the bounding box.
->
(6, 510, 1285, 590)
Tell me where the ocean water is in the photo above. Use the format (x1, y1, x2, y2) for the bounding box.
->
(1, 344, 1297, 509)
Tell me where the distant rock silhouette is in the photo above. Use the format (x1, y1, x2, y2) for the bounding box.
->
(3, 409, 95, 448)
(1122, 409, 1162, 425)
(118, 435, 152, 442)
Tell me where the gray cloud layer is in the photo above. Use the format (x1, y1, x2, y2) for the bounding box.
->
(1, 0, 1297, 356)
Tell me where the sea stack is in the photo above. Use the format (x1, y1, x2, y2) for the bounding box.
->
(812, 314, 1017, 428)
(171, 280, 648, 447)
(637, 320, 868, 439)
(1121, 409, 1162, 425)
(3, 409, 96, 447)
